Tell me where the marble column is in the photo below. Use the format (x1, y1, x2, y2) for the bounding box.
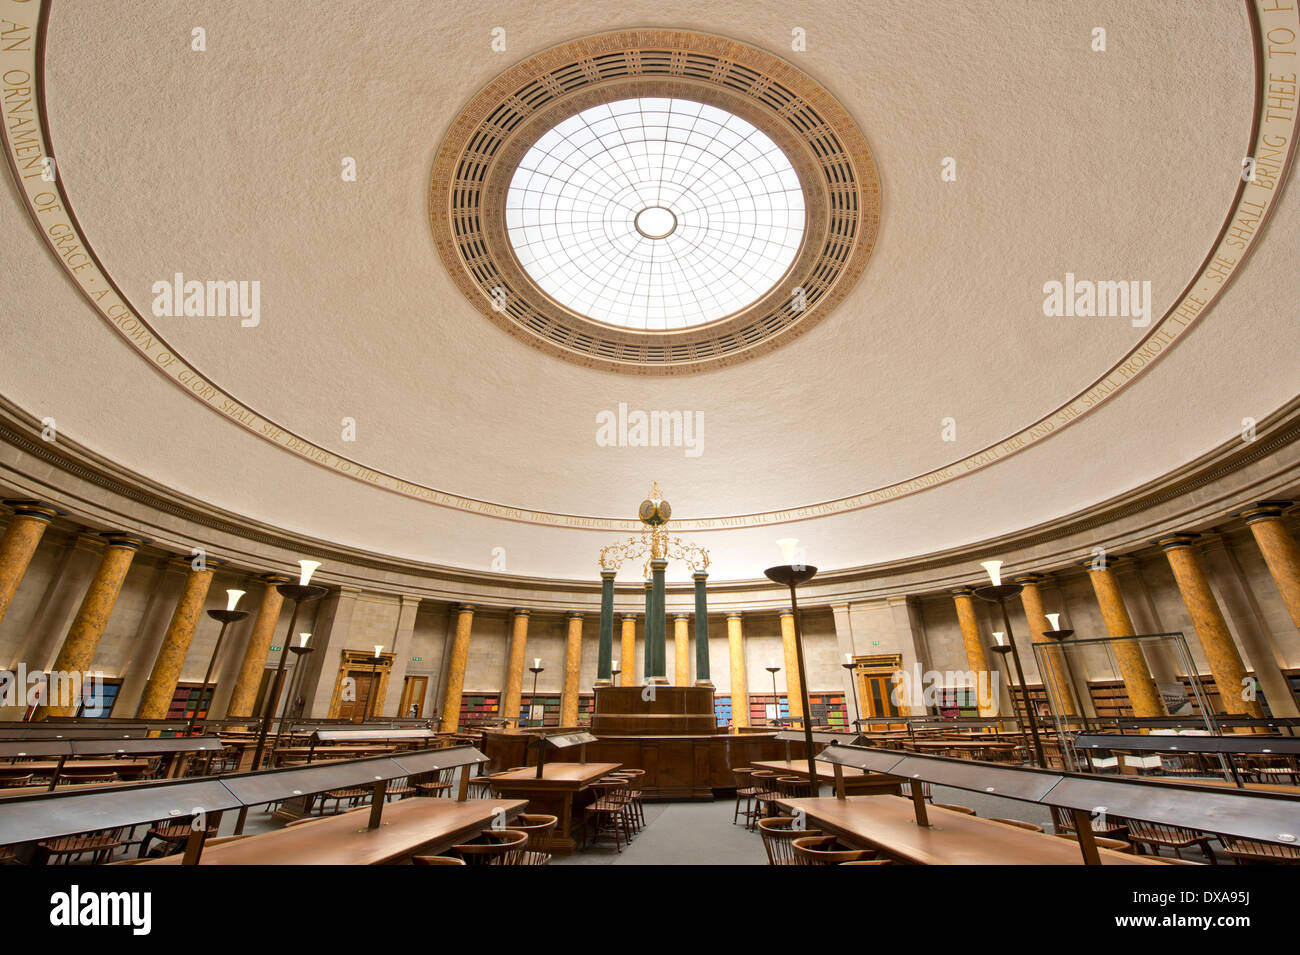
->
(951, 589, 998, 716)
(0, 500, 58, 630)
(438, 605, 475, 732)
(501, 609, 530, 726)
(642, 580, 653, 682)
(648, 558, 667, 683)
(779, 609, 804, 724)
(596, 570, 615, 685)
(673, 614, 690, 686)
(727, 612, 748, 728)
(135, 558, 219, 718)
(1015, 575, 1077, 715)
(33, 532, 147, 719)
(1157, 535, 1263, 716)
(693, 572, 711, 685)
(561, 612, 583, 726)
(620, 614, 636, 687)
(226, 574, 292, 718)
(1241, 502, 1300, 634)
(1085, 561, 1165, 717)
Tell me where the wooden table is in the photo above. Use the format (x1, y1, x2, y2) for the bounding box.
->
(0, 759, 152, 779)
(750, 759, 901, 796)
(145, 797, 527, 865)
(1146, 775, 1300, 796)
(783, 796, 1166, 865)
(272, 745, 397, 764)
(483, 762, 621, 854)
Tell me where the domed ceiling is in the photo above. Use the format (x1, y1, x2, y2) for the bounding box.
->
(2, 0, 1297, 582)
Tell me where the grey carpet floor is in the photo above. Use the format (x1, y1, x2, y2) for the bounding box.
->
(554, 797, 769, 865)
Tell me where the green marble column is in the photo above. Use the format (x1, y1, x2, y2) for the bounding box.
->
(693, 571, 711, 685)
(596, 570, 615, 685)
(643, 579, 653, 682)
(649, 558, 668, 682)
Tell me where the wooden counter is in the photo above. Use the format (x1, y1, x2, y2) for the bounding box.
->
(783, 796, 1166, 865)
(145, 797, 527, 865)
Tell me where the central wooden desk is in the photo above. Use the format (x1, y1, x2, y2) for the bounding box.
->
(145, 797, 527, 865)
(750, 759, 901, 796)
(483, 762, 621, 854)
(783, 796, 1166, 865)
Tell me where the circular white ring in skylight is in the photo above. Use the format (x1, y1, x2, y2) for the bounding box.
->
(505, 97, 806, 331)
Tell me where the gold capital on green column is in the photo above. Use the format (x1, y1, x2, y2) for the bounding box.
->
(226, 574, 292, 718)
(501, 609, 530, 726)
(1085, 561, 1165, 718)
(1157, 536, 1263, 717)
(780, 610, 804, 723)
(34, 532, 146, 719)
(727, 613, 748, 728)
(0, 501, 59, 629)
(136, 558, 218, 719)
(951, 589, 996, 716)
(561, 612, 583, 726)
(439, 605, 476, 733)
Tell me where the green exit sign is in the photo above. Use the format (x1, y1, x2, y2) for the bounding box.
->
(871, 641, 880, 646)
(270, 646, 281, 652)
(411, 656, 422, 662)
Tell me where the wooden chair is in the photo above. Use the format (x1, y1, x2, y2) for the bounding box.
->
(1219, 838, 1300, 864)
(583, 779, 633, 852)
(55, 773, 117, 787)
(39, 828, 126, 865)
(320, 785, 374, 814)
(932, 803, 976, 815)
(990, 817, 1044, 832)
(757, 816, 822, 866)
(0, 845, 17, 864)
(610, 769, 646, 831)
(732, 768, 760, 828)
(1124, 820, 1218, 863)
(791, 835, 882, 865)
(775, 775, 816, 800)
(0, 774, 33, 789)
(1053, 832, 1134, 854)
(414, 766, 457, 798)
(510, 814, 557, 865)
(747, 770, 782, 827)
(137, 821, 194, 858)
(384, 775, 417, 802)
(451, 829, 529, 865)
(1243, 755, 1300, 785)
(413, 855, 466, 865)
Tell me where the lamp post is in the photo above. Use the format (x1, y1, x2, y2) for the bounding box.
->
(249, 560, 328, 773)
(989, 632, 1034, 762)
(363, 645, 385, 721)
(276, 632, 316, 744)
(765, 538, 819, 793)
(841, 654, 863, 733)
(765, 663, 782, 726)
(189, 589, 249, 736)
(611, 658, 621, 688)
(528, 660, 544, 727)
(1043, 613, 1092, 733)
(973, 561, 1047, 768)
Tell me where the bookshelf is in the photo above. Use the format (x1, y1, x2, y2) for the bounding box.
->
(713, 694, 732, 727)
(748, 693, 788, 726)
(165, 683, 214, 721)
(808, 692, 848, 729)
(75, 679, 121, 718)
(458, 692, 500, 727)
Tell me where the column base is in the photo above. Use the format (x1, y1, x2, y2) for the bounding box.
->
(694, 680, 714, 687)
(593, 678, 612, 687)
(647, 676, 670, 685)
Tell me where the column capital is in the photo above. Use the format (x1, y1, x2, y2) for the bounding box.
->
(649, 557, 668, 570)
(101, 531, 149, 550)
(1012, 573, 1048, 586)
(1238, 500, 1294, 523)
(2, 499, 62, 522)
(673, 613, 690, 621)
(1076, 555, 1131, 572)
(1154, 533, 1200, 551)
(258, 572, 295, 586)
(399, 594, 424, 609)
(620, 612, 637, 622)
(455, 603, 476, 613)
(692, 570, 708, 581)
(725, 610, 743, 619)
(567, 610, 584, 620)
(511, 607, 531, 617)
(778, 608, 794, 618)
(600, 569, 617, 581)
(949, 586, 977, 597)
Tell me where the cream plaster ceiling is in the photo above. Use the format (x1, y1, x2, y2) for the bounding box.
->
(3, 0, 1298, 582)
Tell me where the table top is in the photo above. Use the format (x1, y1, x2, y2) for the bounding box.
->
(783, 796, 1165, 865)
(904, 740, 1019, 750)
(1145, 775, 1300, 796)
(0, 759, 151, 774)
(752, 759, 868, 780)
(486, 762, 622, 790)
(145, 797, 527, 865)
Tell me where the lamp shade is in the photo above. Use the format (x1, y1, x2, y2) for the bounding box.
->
(297, 559, 322, 585)
(298, 632, 311, 647)
(225, 589, 245, 612)
(1045, 613, 1061, 630)
(979, 560, 1003, 586)
(992, 631, 1006, 646)
(776, 538, 801, 564)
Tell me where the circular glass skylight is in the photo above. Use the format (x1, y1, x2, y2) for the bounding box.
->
(504, 98, 806, 331)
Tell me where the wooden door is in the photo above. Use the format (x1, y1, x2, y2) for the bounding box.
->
(399, 676, 428, 718)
